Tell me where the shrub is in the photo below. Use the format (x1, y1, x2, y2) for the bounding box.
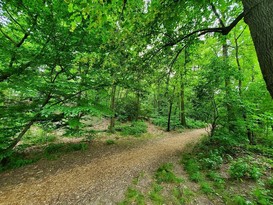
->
(199, 150, 223, 170)
(44, 142, 88, 156)
(152, 115, 206, 130)
(0, 151, 41, 171)
(119, 121, 147, 136)
(229, 158, 262, 180)
(186, 118, 207, 128)
(22, 126, 57, 146)
(115, 97, 139, 122)
(206, 171, 225, 184)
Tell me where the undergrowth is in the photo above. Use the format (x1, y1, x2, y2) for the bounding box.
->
(151, 115, 206, 130)
(0, 142, 89, 171)
(120, 127, 273, 204)
(116, 121, 147, 136)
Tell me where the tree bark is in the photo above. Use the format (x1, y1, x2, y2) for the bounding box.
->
(167, 98, 173, 132)
(136, 91, 140, 120)
(109, 83, 116, 133)
(180, 50, 187, 127)
(167, 86, 175, 132)
(242, 0, 273, 98)
(223, 40, 233, 130)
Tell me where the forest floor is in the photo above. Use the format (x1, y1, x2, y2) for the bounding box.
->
(0, 122, 207, 205)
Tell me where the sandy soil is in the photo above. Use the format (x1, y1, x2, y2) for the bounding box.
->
(0, 124, 206, 205)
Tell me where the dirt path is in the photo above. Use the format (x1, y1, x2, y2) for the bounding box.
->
(0, 124, 207, 205)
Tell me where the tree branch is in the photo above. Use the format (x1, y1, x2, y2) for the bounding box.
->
(210, 3, 225, 27)
(162, 12, 244, 48)
(0, 27, 17, 45)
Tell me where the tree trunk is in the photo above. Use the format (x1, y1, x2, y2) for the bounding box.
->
(234, 32, 242, 96)
(167, 99, 173, 132)
(0, 93, 52, 158)
(167, 86, 175, 132)
(234, 32, 254, 143)
(136, 91, 140, 120)
(180, 50, 187, 127)
(109, 84, 116, 133)
(242, 0, 273, 98)
(223, 40, 233, 130)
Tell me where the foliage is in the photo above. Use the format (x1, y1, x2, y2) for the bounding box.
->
(149, 183, 164, 203)
(152, 115, 206, 130)
(0, 152, 40, 171)
(206, 171, 225, 188)
(115, 97, 140, 122)
(199, 149, 223, 170)
(44, 142, 88, 155)
(117, 121, 147, 136)
(226, 195, 250, 205)
(252, 188, 271, 205)
(105, 139, 115, 145)
(200, 182, 215, 194)
(119, 188, 145, 205)
(229, 157, 262, 180)
(182, 155, 203, 182)
(155, 163, 183, 184)
(22, 127, 56, 146)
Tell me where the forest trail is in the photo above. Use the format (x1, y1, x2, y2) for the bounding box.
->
(0, 124, 207, 205)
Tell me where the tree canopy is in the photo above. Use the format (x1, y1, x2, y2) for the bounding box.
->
(0, 0, 272, 161)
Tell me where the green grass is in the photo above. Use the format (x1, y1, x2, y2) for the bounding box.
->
(226, 195, 250, 205)
(119, 187, 145, 205)
(105, 139, 115, 145)
(149, 183, 164, 203)
(22, 126, 57, 146)
(200, 182, 214, 194)
(155, 163, 183, 184)
(182, 155, 203, 182)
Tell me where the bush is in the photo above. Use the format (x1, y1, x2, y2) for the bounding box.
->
(118, 121, 147, 136)
(199, 149, 223, 170)
(0, 150, 43, 171)
(229, 158, 262, 180)
(204, 128, 249, 155)
(186, 118, 207, 128)
(22, 126, 56, 146)
(247, 145, 273, 158)
(44, 142, 88, 156)
(152, 115, 206, 130)
(116, 97, 139, 122)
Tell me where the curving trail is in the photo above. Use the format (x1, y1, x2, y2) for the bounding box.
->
(0, 124, 207, 205)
